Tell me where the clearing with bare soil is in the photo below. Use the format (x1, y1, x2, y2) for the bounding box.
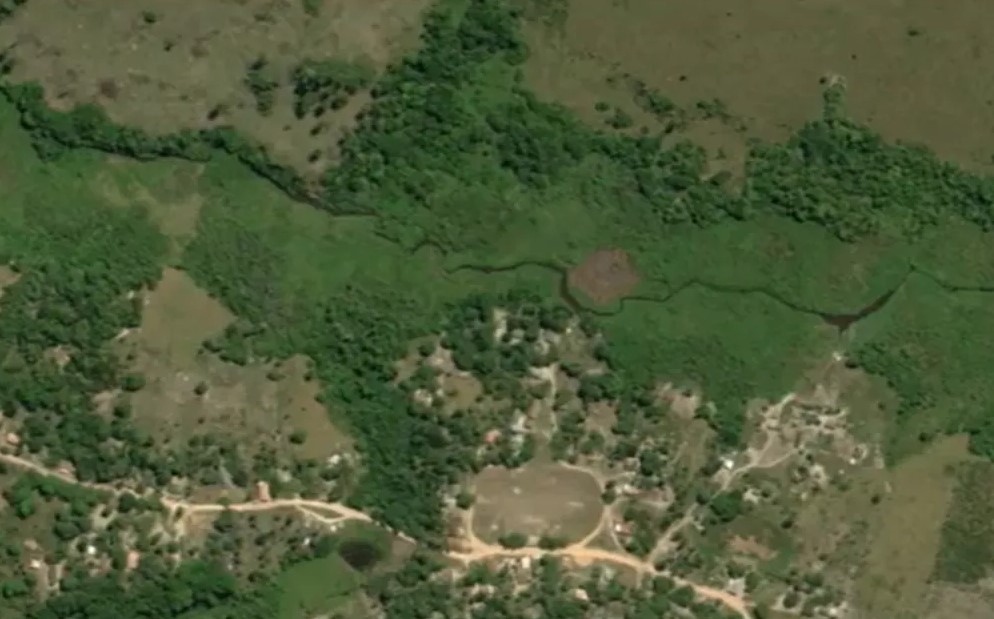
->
(472, 461, 603, 544)
(122, 268, 351, 462)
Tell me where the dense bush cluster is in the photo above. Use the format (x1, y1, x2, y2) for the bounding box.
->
(321, 0, 741, 250)
(28, 558, 273, 619)
(745, 86, 994, 241)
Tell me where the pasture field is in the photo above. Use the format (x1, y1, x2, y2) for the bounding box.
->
(274, 553, 368, 619)
(122, 268, 352, 475)
(934, 461, 994, 584)
(521, 0, 994, 171)
(849, 436, 974, 618)
(0, 0, 428, 175)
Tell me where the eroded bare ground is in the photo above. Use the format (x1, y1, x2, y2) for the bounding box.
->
(524, 0, 994, 171)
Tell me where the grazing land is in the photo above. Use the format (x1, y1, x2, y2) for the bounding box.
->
(0, 0, 428, 175)
(521, 0, 994, 170)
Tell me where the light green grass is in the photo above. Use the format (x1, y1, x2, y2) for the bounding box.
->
(275, 554, 364, 619)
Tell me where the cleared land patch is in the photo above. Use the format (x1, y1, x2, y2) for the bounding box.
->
(0, 0, 429, 174)
(472, 461, 603, 544)
(131, 267, 233, 364)
(122, 268, 351, 470)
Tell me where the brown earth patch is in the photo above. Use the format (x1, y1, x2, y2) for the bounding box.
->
(567, 248, 639, 304)
(728, 535, 774, 560)
(472, 461, 603, 544)
(0, 264, 20, 300)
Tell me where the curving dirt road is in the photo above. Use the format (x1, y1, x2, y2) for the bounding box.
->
(0, 450, 752, 618)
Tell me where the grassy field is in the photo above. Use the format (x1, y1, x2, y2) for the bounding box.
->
(0, 0, 429, 175)
(853, 436, 973, 619)
(521, 0, 994, 171)
(122, 268, 351, 470)
(274, 553, 367, 619)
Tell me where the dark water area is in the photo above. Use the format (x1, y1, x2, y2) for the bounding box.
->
(818, 288, 897, 331)
(338, 539, 383, 571)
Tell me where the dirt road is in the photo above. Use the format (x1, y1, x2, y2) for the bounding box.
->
(0, 450, 752, 618)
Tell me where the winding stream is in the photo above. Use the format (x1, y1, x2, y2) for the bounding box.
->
(447, 257, 908, 332)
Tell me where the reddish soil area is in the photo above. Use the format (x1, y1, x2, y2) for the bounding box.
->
(567, 248, 640, 304)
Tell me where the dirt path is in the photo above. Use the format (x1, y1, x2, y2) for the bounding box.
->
(648, 393, 798, 564)
(0, 450, 752, 618)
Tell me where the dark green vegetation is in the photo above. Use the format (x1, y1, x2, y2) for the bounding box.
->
(0, 0, 994, 616)
(21, 521, 386, 619)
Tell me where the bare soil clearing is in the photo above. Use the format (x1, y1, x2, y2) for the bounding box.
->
(0, 0, 429, 173)
(728, 535, 774, 561)
(568, 248, 640, 304)
(472, 461, 603, 544)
